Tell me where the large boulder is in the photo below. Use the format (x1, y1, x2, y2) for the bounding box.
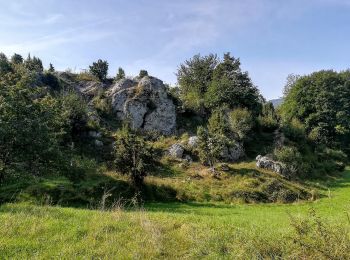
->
(256, 155, 290, 178)
(110, 76, 176, 135)
(188, 136, 199, 149)
(169, 143, 184, 159)
(221, 143, 245, 162)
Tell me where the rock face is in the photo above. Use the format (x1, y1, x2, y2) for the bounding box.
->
(221, 143, 245, 162)
(169, 143, 184, 159)
(110, 76, 176, 135)
(256, 155, 288, 178)
(188, 136, 199, 149)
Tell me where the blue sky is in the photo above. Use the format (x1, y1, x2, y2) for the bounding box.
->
(0, 0, 349, 99)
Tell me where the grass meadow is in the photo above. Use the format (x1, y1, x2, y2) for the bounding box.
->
(0, 168, 349, 258)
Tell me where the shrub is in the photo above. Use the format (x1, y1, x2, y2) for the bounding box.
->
(114, 125, 154, 192)
(89, 59, 108, 82)
(116, 67, 125, 81)
(282, 118, 306, 142)
(0, 53, 12, 76)
(139, 70, 148, 78)
(228, 108, 254, 140)
(10, 53, 23, 65)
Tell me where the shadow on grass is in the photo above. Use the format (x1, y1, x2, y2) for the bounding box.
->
(0, 171, 180, 209)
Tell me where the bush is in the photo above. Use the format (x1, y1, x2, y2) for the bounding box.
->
(114, 125, 154, 192)
(89, 59, 108, 82)
(282, 118, 306, 142)
(273, 146, 302, 177)
(228, 108, 253, 140)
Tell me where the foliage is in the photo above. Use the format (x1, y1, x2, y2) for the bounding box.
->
(228, 108, 254, 140)
(24, 54, 43, 72)
(10, 53, 23, 65)
(197, 126, 227, 170)
(89, 59, 109, 82)
(42, 71, 60, 90)
(273, 146, 302, 176)
(205, 53, 262, 113)
(280, 70, 350, 150)
(281, 118, 306, 142)
(0, 53, 12, 76)
(139, 69, 148, 78)
(177, 53, 218, 115)
(258, 102, 279, 131)
(0, 76, 62, 181)
(115, 67, 125, 81)
(114, 125, 154, 190)
(48, 63, 55, 72)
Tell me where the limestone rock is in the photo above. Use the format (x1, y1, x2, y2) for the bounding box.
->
(110, 76, 176, 135)
(188, 136, 199, 149)
(169, 143, 184, 159)
(221, 143, 244, 162)
(256, 155, 289, 178)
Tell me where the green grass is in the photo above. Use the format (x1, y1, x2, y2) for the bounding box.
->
(0, 168, 349, 258)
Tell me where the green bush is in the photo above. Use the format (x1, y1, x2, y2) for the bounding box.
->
(228, 108, 254, 140)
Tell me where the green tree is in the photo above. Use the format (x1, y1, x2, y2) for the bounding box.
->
(139, 69, 148, 78)
(197, 126, 227, 172)
(205, 53, 261, 113)
(89, 59, 109, 82)
(10, 53, 23, 65)
(280, 70, 350, 150)
(0, 74, 62, 181)
(177, 54, 218, 115)
(116, 67, 125, 81)
(48, 63, 55, 72)
(0, 53, 12, 76)
(228, 108, 254, 141)
(24, 54, 43, 72)
(114, 125, 154, 191)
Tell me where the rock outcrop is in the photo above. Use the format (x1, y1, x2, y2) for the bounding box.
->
(188, 136, 199, 149)
(169, 143, 184, 159)
(256, 155, 290, 178)
(221, 143, 245, 162)
(110, 77, 176, 135)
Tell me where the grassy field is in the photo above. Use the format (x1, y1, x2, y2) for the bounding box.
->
(0, 168, 349, 258)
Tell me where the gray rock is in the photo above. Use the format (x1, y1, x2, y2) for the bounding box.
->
(219, 163, 230, 171)
(94, 140, 103, 147)
(256, 155, 289, 177)
(188, 136, 199, 149)
(169, 144, 184, 159)
(110, 76, 176, 135)
(183, 155, 193, 163)
(221, 143, 244, 162)
(89, 131, 102, 138)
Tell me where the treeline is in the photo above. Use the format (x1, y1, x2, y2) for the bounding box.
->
(0, 51, 349, 192)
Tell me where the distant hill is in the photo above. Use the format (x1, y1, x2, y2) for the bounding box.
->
(269, 98, 283, 107)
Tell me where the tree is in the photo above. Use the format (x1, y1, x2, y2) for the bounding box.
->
(89, 59, 108, 82)
(197, 126, 227, 172)
(280, 70, 350, 150)
(48, 63, 55, 72)
(139, 69, 148, 78)
(24, 54, 43, 72)
(10, 53, 23, 64)
(177, 54, 218, 115)
(283, 74, 300, 97)
(0, 53, 12, 76)
(116, 67, 125, 81)
(228, 108, 254, 141)
(114, 124, 153, 191)
(205, 53, 261, 114)
(0, 74, 62, 181)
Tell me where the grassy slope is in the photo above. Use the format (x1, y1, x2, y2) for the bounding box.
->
(0, 169, 349, 258)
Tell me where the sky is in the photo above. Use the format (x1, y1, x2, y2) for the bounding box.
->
(0, 0, 349, 99)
